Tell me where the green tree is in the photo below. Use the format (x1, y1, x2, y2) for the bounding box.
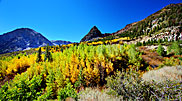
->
(136, 42, 142, 46)
(171, 41, 181, 55)
(142, 41, 146, 46)
(157, 44, 165, 56)
(36, 48, 42, 63)
(158, 39, 162, 44)
(151, 39, 154, 44)
(44, 44, 53, 62)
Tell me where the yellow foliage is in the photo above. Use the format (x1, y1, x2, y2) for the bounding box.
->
(1, 43, 144, 87)
(5, 54, 36, 75)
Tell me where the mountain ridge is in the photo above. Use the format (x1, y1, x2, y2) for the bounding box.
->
(81, 3, 182, 42)
(0, 28, 73, 54)
(112, 3, 182, 36)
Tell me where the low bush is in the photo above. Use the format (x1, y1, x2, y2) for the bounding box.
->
(168, 41, 182, 55)
(142, 66, 182, 82)
(106, 69, 182, 100)
(157, 44, 166, 56)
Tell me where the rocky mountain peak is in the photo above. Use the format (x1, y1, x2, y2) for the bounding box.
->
(90, 26, 101, 34)
(80, 26, 102, 42)
(0, 28, 53, 54)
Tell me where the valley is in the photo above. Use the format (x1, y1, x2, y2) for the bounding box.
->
(0, 3, 182, 101)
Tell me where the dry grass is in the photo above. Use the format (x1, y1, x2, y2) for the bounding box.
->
(78, 88, 122, 101)
(142, 66, 182, 82)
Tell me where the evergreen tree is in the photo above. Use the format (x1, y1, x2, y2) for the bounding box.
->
(164, 38, 168, 42)
(147, 39, 151, 45)
(158, 39, 162, 43)
(161, 23, 165, 28)
(136, 42, 142, 46)
(142, 41, 146, 46)
(36, 48, 42, 63)
(148, 32, 152, 37)
(44, 44, 53, 62)
(154, 39, 157, 43)
(156, 25, 159, 31)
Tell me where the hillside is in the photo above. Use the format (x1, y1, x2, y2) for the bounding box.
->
(86, 3, 182, 42)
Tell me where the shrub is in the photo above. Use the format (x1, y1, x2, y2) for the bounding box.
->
(162, 57, 181, 66)
(142, 66, 182, 82)
(171, 41, 181, 55)
(106, 69, 182, 100)
(157, 44, 165, 56)
(167, 41, 181, 55)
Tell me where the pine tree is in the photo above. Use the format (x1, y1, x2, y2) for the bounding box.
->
(44, 44, 53, 62)
(36, 47, 42, 63)
(142, 41, 146, 46)
(147, 39, 151, 45)
(158, 39, 162, 43)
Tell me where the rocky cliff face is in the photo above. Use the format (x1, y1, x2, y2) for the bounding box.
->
(80, 26, 103, 42)
(0, 28, 53, 54)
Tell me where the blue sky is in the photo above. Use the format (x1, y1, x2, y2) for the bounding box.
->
(0, 0, 181, 42)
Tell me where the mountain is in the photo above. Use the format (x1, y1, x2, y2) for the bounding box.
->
(80, 26, 103, 42)
(84, 3, 182, 42)
(51, 40, 72, 46)
(111, 3, 182, 36)
(0, 28, 53, 54)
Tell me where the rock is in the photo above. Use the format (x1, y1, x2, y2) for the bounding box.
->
(80, 26, 103, 42)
